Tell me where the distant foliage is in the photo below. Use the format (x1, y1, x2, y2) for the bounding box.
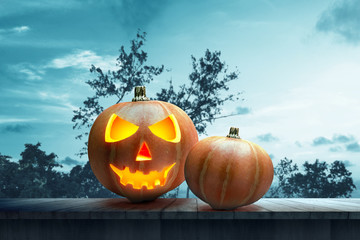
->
(0, 143, 117, 198)
(266, 158, 356, 198)
(0, 145, 357, 198)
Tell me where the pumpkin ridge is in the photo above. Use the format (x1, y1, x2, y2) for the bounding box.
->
(156, 101, 178, 190)
(199, 153, 211, 203)
(241, 140, 260, 205)
(155, 101, 171, 116)
(199, 138, 224, 203)
(220, 160, 232, 207)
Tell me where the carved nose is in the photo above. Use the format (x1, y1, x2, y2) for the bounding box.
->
(136, 142, 152, 161)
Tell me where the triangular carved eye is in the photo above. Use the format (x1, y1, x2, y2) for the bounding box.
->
(105, 114, 139, 142)
(148, 114, 181, 143)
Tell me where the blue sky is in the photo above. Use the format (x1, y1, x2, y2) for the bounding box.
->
(1, 0, 360, 196)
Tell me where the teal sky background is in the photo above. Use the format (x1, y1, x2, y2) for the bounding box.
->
(1, 0, 360, 196)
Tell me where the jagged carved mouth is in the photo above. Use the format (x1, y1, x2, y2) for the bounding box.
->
(109, 163, 176, 190)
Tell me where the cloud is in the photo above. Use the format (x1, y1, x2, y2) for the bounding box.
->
(257, 133, 278, 142)
(329, 146, 342, 152)
(236, 106, 251, 115)
(312, 136, 332, 146)
(341, 160, 354, 167)
(346, 142, 360, 152)
(0, 26, 30, 34)
(12, 26, 30, 33)
(19, 68, 43, 81)
(295, 141, 302, 147)
(312, 134, 356, 146)
(10, 63, 45, 81)
(106, 0, 170, 30)
(58, 156, 82, 166)
(0, 0, 81, 17)
(316, 0, 360, 44)
(0, 26, 31, 40)
(1, 123, 32, 133)
(332, 134, 355, 143)
(9, 49, 115, 82)
(46, 50, 116, 71)
(0, 0, 168, 29)
(0, 118, 37, 124)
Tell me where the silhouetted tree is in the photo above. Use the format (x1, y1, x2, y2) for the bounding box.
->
(161, 186, 180, 198)
(72, 30, 241, 157)
(156, 49, 241, 134)
(0, 144, 117, 198)
(72, 31, 164, 157)
(65, 162, 117, 198)
(0, 154, 19, 197)
(17, 143, 65, 197)
(267, 158, 356, 198)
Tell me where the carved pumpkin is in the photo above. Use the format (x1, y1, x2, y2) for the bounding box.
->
(88, 86, 198, 202)
(185, 127, 273, 210)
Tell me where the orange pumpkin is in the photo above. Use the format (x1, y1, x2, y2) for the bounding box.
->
(88, 86, 198, 202)
(185, 127, 273, 210)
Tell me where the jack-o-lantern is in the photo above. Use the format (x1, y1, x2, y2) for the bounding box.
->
(185, 127, 273, 210)
(88, 86, 198, 202)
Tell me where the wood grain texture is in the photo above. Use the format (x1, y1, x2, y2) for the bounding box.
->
(1, 199, 360, 240)
(0, 198, 359, 220)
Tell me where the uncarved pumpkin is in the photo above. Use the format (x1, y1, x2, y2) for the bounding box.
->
(185, 127, 273, 210)
(88, 86, 198, 202)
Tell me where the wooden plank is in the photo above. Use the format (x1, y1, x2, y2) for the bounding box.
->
(0, 199, 74, 219)
(1, 198, 360, 220)
(196, 199, 234, 219)
(255, 198, 307, 211)
(314, 199, 360, 211)
(327, 198, 360, 203)
(270, 199, 337, 210)
(234, 201, 272, 219)
(255, 199, 311, 219)
(286, 199, 351, 211)
(283, 199, 349, 219)
(123, 198, 176, 219)
(0, 198, 63, 210)
(161, 198, 197, 219)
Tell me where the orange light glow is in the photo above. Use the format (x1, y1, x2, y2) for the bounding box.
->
(136, 142, 152, 161)
(110, 163, 176, 190)
(105, 114, 139, 142)
(148, 114, 181, 143)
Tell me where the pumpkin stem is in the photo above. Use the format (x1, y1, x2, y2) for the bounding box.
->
(132, 86, 150, 102)
(226, 127, 241, 139)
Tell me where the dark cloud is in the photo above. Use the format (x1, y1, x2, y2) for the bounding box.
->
(236, 106, 251, 115)
(1, 124, 31, 133)
(106, 0, 170, 31)
(257, 133, 278, 142)
(59, 156, 82, 166)
(341, 160, 354, 167)
(332, 134, 354, 143)
(312, 136, 332, 146)
(316, 0, 360, 44)
(346, 142, 360, 152)
(313, 134, 356, 147)
(329, 146, 342, 152)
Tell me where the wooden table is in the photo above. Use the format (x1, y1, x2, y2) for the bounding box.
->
(1, 198, 359, 240)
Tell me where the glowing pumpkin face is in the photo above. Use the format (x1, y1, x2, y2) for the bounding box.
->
(88, 86, 198, 202)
